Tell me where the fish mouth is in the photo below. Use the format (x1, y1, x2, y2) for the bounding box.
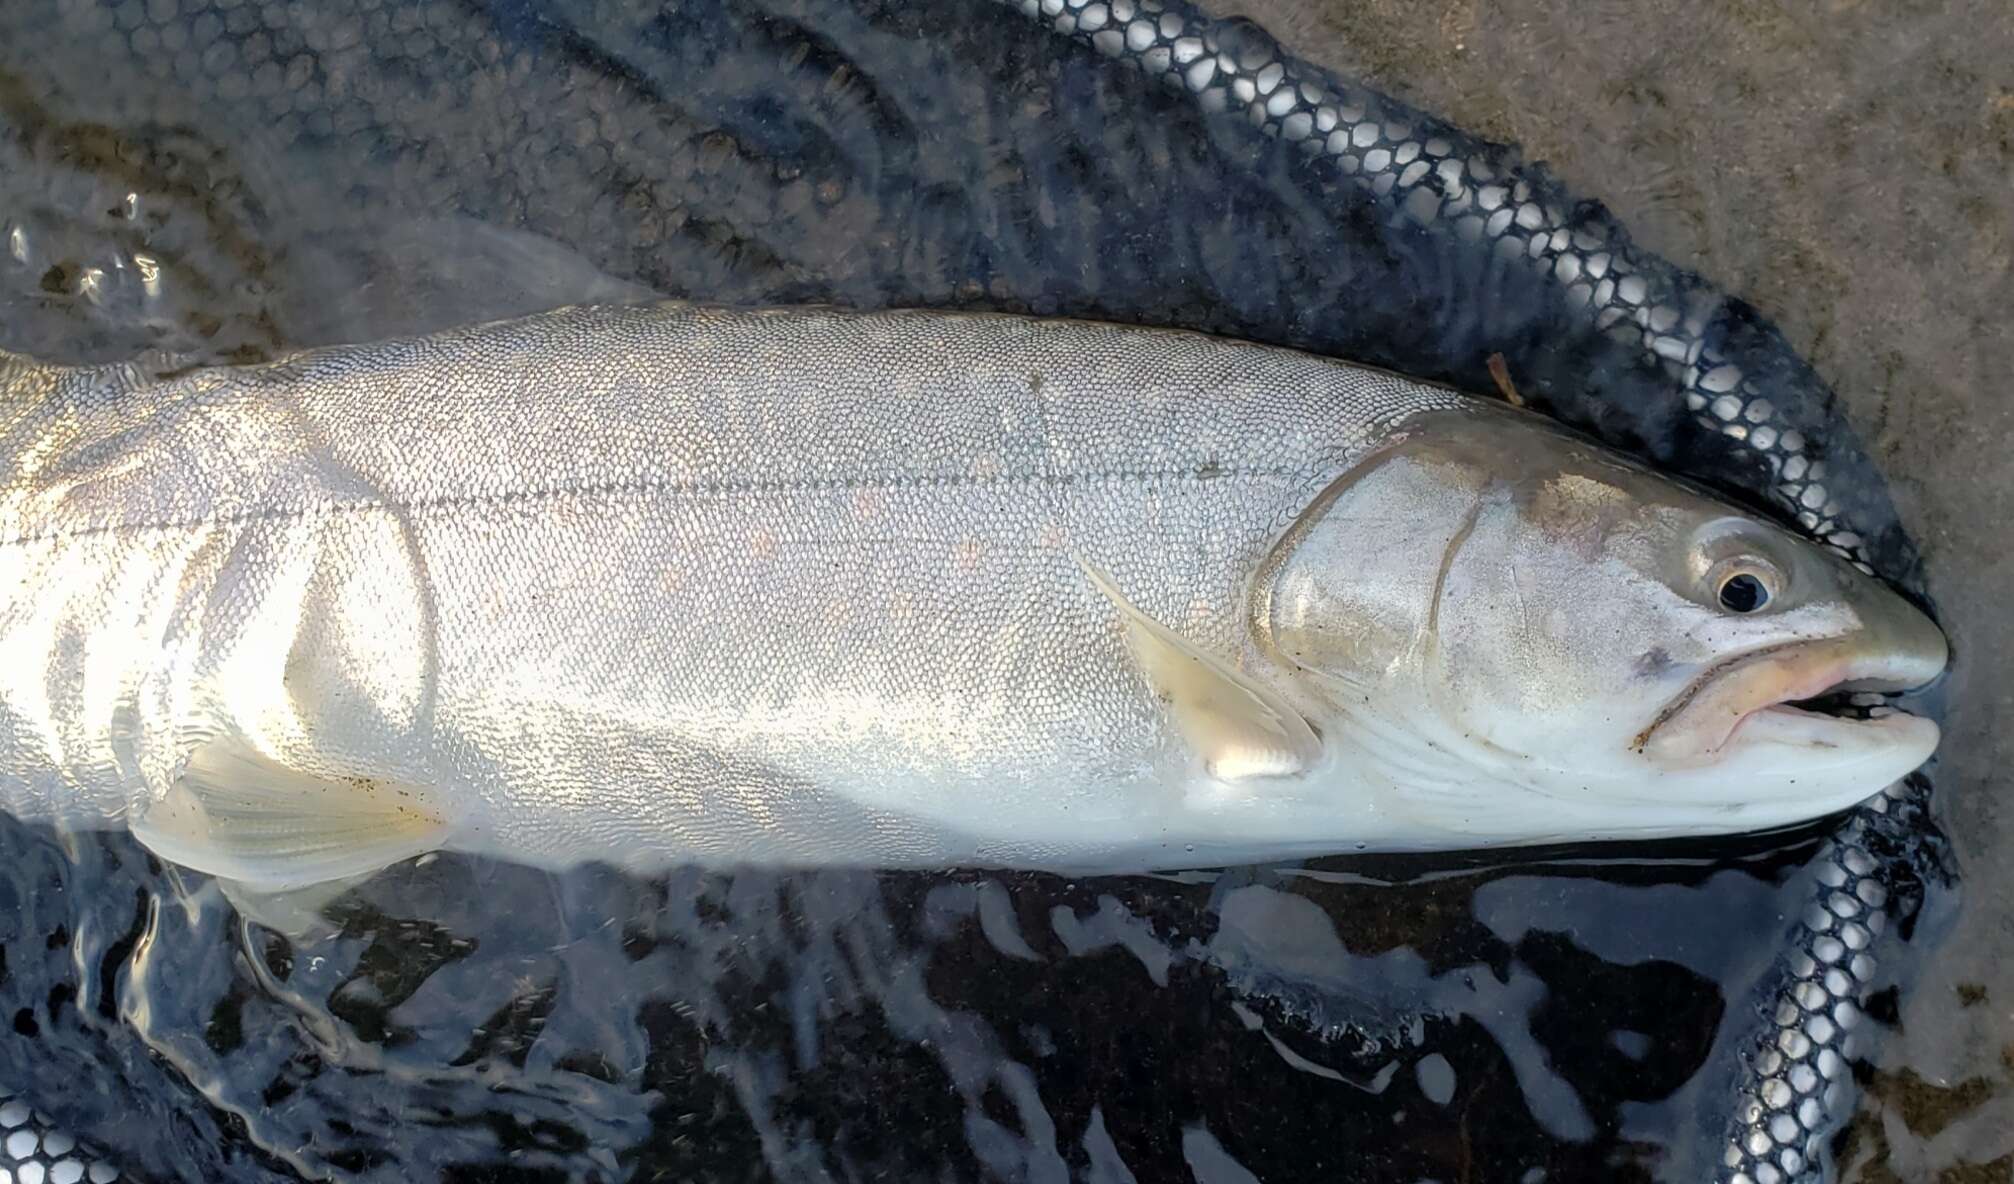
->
(1638, 636, 1946, 770)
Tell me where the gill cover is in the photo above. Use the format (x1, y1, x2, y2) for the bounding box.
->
(1246, 430, 1551, 836)
(1252, 431, 1490, 688)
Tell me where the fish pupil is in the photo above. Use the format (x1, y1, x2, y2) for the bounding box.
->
(1719, 572, 1769, 613)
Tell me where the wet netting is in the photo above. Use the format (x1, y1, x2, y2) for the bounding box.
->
(0, 0, 1953, 1181)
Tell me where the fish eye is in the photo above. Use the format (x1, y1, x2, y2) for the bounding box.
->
(1717, 571, 1772, 613)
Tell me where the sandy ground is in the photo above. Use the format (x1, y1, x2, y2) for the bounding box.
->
(1236, 0, 2014, 1177)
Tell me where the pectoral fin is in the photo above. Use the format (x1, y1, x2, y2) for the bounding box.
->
(1080, 559, 1321, 780)
(131, 736, 448, 895)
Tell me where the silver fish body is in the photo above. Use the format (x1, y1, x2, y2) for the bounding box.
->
(0, 303, 1945, 884)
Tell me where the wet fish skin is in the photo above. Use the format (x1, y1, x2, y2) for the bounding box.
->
(0, 303, 1945, 889)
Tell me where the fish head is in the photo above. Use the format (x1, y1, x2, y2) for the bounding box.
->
(1255, 407, 1948, 839)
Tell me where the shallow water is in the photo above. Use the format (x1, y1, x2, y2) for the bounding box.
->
(0, 0, 1998, 1181)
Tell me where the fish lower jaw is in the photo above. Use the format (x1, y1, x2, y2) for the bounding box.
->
(1727, 703, 1940, 769)
(1636, 708, 1940, 824)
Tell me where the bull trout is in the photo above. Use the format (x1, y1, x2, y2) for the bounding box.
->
(0, 303, 1947, 904)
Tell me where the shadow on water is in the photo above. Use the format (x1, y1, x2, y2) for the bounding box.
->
(0, 0, 1960, 1180)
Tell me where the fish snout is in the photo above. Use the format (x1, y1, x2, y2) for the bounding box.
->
(1840, 594, 1948, 694)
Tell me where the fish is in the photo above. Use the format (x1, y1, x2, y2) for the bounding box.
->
(0, 301, 1947, 906)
